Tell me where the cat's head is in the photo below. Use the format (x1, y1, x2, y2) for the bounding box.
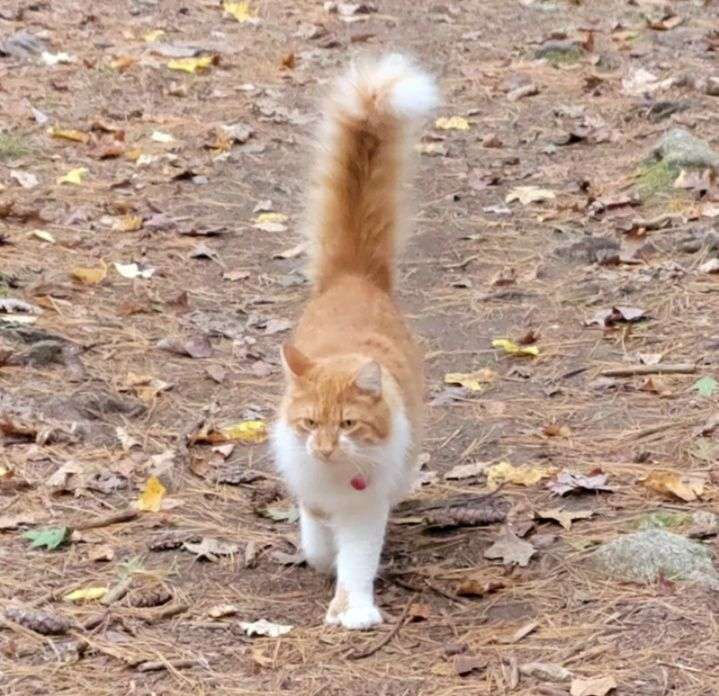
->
(279, 344, 391, 462)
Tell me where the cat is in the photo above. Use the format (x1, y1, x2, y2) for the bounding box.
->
(272, 54, 438, 630)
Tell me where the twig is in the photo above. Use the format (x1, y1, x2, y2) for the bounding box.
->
(397, 484, 506, 515)
(600, 363, 696, 377)
(136, 658, 202, 672)
(347, 595, 416, 660)
(101, 576, 133, 606)
(136, 602, 189, 625)
(75, 508, 138, 531)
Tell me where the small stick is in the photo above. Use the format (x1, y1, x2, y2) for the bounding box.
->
(600, 363, 696, 377)
(101, 576, 133, 606)
(347, 596, 416, 660)
(138, 602, 189, 625)
(136, 658, 201, 672)
(75, 508, 138, 531)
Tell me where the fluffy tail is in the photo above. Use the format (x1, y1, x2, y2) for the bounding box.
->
(306, 54, 438, 294)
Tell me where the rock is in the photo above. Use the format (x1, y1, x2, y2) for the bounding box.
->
(554, 236, 620, 264)
(592, 530, 719, 589)
(688, 511, 719, 539)
(535, 39, 582, 62)
(651, 128, 719, 171)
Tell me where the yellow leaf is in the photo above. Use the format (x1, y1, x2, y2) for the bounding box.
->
(71, 260, 107, 285)
(137, 476, 166, 512)
(167, 56, 214, 74)
(110, 55, 138, 72)
(492, 338, 539, 357)
(48, 126, 89, 144)
(113, 214, 143, 232)
(435, 116, 470, 131)
(444, 369, 496, 392)
(255, 212, 288, 224)
(57, 167, 88, 186)
(537, 507, 594, 530)
(224, 1, 256, 22)
(29, 229, 56, 243)
(64, 586, 108, 602)
(643, 470, 706, 502)
(486, 461, 556, 490)
(221, 420, 267, 444)
(144, 29, 166, 42)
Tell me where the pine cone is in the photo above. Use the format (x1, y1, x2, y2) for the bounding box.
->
(425, 503, 507, 527)
(4, 607, 71, 635)
(126, 584, 173, 608)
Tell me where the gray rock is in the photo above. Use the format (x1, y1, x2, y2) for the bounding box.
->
(592, 530, 719, 589)
(652, 128, 719, 171)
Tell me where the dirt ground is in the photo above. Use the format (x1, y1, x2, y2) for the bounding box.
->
(3, 0, 719, 693)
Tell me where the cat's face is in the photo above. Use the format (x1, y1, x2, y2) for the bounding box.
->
(280, 344, 390, 463)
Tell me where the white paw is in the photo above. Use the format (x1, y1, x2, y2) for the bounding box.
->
(326, 605, 383, 631)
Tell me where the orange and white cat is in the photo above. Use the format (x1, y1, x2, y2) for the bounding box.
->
(272, 54, 438, 630)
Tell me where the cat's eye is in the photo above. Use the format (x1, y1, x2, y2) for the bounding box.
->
(303, 418, 317, 429)
(340, 419, 356, 429)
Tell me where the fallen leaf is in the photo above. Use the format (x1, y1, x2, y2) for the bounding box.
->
(273, 242, 307, 259)
(491, 338, 539, 357)
(220, 420, 268, 444)
(71, 260, 107, 285)
(137, 476, 166, 512)
(224, 1, 258, 23)
(700, 259, 719, 274)
(694, 376, 718, 398)
(444, 461, 489, 480)
(144, 29, 166, 42)
(208, 604, 240, 618)
(435, 116, 470, 131)
(643, 470, 706, 502)
(453, 655, 487, 676)
(114, 262, 155, 279)
(537, 507, 595, 530)
(151, 130, 175, 144)
(23, 526, 71, 551)
(254, 212, 288, 233)
(167, 55, 215, 74)
(238, 619, 292, 638)
(496, 620, 538, 644)
(571, 675, 617, 696)
(157, 335, 214, 359)
(29, 229, 55, 243)
(505, 186, 556, 205)
(41, 51, 75, 65)
(520, 661, 572, 682)
(88, 545, 114, 562)
(113, 215, 143, 232)
(10, 170, 38, 188)
(484, 526, 536, 567)
(548, 470, 613, 496)
(264, 318, 292, 335)
(48, 126, 89, 143)
(587, 306, 648, 328)
(46, 460, 84, 491)
(183, 537, 240, 561)
(0, 513, 41, 530)
(206, 365, 227, 383)
(256, 504, 299, 523)
(487, 461, 555, 490)
(407, 602, 431, 622)
(116, 426, 141, 452)
(443, 369, 496, 392)
(543, 423, 572, 438)
(456, 577, 505, 597)
(64, 587, 107, 603)
(57, 167, 88, 185)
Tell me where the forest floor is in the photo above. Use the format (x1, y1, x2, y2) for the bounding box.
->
(2, 0, 719, 694)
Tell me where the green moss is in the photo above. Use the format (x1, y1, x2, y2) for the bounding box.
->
(542, 48, 582, 66)
(0, 132, 30, 161)
(635, 159, 680, 199)
(637, 511, 691, 530)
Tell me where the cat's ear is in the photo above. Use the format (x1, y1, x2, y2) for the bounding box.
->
(281, 343, 313, 379)
(354, 361, 382, 398)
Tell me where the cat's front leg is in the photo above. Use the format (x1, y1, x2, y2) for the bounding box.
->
(300, 505, 335, 574)
(325, 502, 388, 630)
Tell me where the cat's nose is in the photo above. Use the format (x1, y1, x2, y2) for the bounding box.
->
(316, 444, 335, 460)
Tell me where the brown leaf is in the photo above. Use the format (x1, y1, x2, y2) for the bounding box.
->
(643, 470, 706, 502)
(4, 607, 71, 635)
(456, 577, 506, 598)
(407, 602, 431, 622)
(454, 655, 488, 676)
(548, 470, 613, 496)
(484, 526, 536, 567)
(157, 335, 214, 359)
(570, 675, 617, 696)
(182, 537, 240, 561)
(586, 306, 647, 327)
(543, 423, 572, 438)
(536, 507, 595, 530)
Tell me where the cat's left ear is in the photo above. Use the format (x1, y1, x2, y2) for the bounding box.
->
(281, 343, 313, 379)
(354, 361, 382, 398)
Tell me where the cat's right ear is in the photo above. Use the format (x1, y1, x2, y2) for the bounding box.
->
(280, 343, 313, 379)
